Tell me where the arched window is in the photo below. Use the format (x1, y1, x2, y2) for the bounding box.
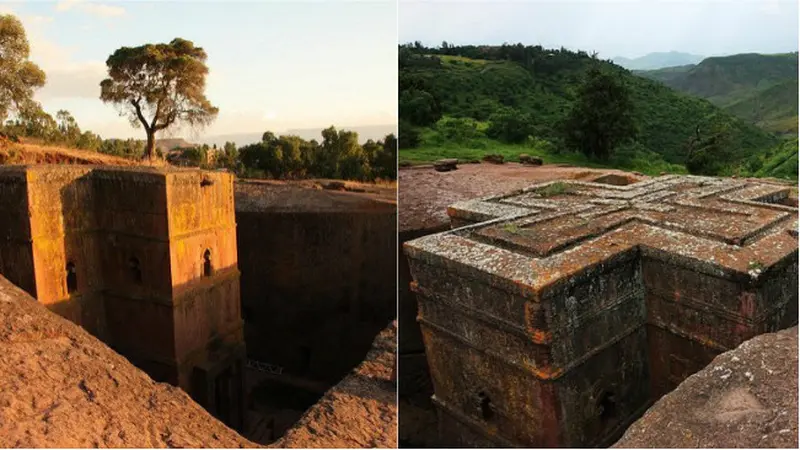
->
(66, 262, 77, 293)
(476, 391, 493, 421)
(203, 249, 213, 277)
(597, 390, 617, 423)
(129, 257, 142, 284)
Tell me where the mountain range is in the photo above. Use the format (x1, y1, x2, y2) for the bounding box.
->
(398, 43, 793, 178)
(612, 51, 706, 70)
(636, 52, 798, 134)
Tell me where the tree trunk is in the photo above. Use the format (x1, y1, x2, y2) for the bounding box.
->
(145, 130, 156, 160)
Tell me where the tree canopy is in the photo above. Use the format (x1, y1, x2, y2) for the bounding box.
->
(0, 14, 46, 122)
(100, 38, 218, 158)
(237, 127, 396, 181)
(563, 63, 637, 159)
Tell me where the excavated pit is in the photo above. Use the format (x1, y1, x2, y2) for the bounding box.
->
(0, 166, 398, 447)
(234, 179, 397, 443)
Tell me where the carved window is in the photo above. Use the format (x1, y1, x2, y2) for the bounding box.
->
(476, 391, 494, 421)
(203, 249, 213, 277)
(597, 390, 617, 423)
(129, 257, 142, 284)
(66, 261, 77, 293)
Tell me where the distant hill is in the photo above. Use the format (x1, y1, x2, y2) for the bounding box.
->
(399, 44, 779, 176)
(155, 138, 196, 151)
(200, 124, 396, 148)
(637, 53, 799, 134)
(613, 51, 705, 70)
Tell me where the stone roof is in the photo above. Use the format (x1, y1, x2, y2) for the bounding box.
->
(405, 175, 798, 300)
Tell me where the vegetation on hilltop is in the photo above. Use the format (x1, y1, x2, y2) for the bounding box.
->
(637, 53, 798, 134)
(399, 42, 789, 178)
(229, 128, 397, 181)
(0, 14, 396, 182)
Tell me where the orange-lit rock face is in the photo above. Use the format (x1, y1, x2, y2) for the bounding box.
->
(0, 165, 245, 431)
(404, 175, 798, 447)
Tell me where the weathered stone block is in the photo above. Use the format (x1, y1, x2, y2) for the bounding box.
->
(405, 175, 798, 447)
(434, 159, 458, 172)
(0, 165, 246, 431)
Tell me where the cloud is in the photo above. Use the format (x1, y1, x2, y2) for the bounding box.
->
(55, 0, 126, 18)
(15, 13, 108, 101)
(36, 63, 107, 101)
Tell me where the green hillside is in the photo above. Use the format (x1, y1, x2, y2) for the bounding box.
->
(751, 137, 798, 180)
(399, 44, 780, 176)
(638, 53, 798, 134)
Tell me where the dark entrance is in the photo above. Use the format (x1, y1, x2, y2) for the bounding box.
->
(192, 356, 245, 432)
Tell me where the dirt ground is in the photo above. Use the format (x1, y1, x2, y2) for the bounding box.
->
(235, 179, 396, 213)
(398, 162, 644, 232)
(275, 322, 398, 448)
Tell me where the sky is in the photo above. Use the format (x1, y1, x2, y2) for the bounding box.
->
(2, 0, 397, 141)
(399, 0, 799, 59)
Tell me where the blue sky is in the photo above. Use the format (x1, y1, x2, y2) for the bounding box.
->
(400, 0, 799, 59)
(3, 1, 397, 140)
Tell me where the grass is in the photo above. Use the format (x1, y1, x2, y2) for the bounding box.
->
(536, 182, 574, 197)
(435, 54, 490, 66)
(400, 124, 688, 176)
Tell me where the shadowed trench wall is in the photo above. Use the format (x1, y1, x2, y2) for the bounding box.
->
(234, 182, 397, 385)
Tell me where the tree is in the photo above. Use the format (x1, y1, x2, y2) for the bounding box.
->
(486, 107, 534, 143)
(20, 108, 58, 142)
(320, 126, 366, 180)
(76, 131, 102, 151)
(684, 122, 733, 175)
(100, 38, 218, 159)
(215, 141, 241, 173)
(374, 133, 397, 179)
(562, 64, 637, 159)
(0, 15, 45, 122)
(399, 89, 441, 127)
(398, 120, 421, 149)
(56, 110, 81, 144)
(278, 135, 304, 177)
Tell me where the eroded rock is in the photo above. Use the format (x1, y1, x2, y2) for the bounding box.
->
(614, 327, 798, 448)
(0, 275, 256, 448)
(434, 159, 458, 172)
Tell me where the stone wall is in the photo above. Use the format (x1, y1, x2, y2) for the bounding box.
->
(235, 184, 396, 384)
(273, 321, 398, 448)
(0, 165, 246, 430)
